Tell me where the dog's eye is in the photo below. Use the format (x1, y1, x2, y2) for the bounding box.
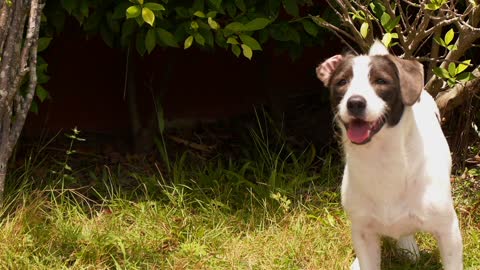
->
(375, 78, 387, 85)
(336, 79, 348, 86)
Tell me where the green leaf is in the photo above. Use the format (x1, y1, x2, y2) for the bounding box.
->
(380, 12, 391, 28)
(225, 22, 245, 32)
(456, 59, 471, 74)
(447, 78, 456, 87)
(175, 7, 190, 18)
(282, 0, 299, 17)
(351, 11, 365, 21)
(244, 18, 271, 31)
(184, 35, 194, 49)
(145, 28, 156, 53)
(381, 32, 392, 47)
(194, 11, 206, 18)
(126, 5, 141, 19)
(157, 28, 179, 47)
(215, 30, 227, 48)
(37, 37, 52, 52)
(369, 1, 385, 19)
(241, 44, 252, 59)
(144, 3, 165, 11)
(194, 33, 205, 46)
(234, 0, 246, 11)
(199, 28, 214, 47)
(191, 21, 199, 30)
(448, 62, 456, 77)
(270, 23, 300, 43)
(444, 28, 454, 45)
(36, 85, 48, 102)
(425, 0, 447, 10)
(135, 16, 145, 26)
(142, 7, 155, 26)
(136, 31, 146, 56)
(433, 67, 451, 79)
(79, 0, 89, 18)
(267, 0, 281, 16)
(301, 19, 318, 37)
(107, 12, 121, 33)
(100, 24, 114, 47)
(447, 44, 458, 51)
(193, 0, 205, 12)
(225, 1, 237, 17)
(208, 17, 220, 30)
(425, 3, 439, 10)
(457, 72, 476, 82)
(384, 16, 400, 33)
(121, 20, 137, 47)
(207, 11, 217, 17)
(226, 36, 239, 44)
(208, 0, 222, 9)
(239, 34, 261, 50)
(30, 100, 38, 114)
(259, 28, 269, 44)
(231, 44, 241, 57)
(360, 22, 368, 38)
(433, 36, 446, 47)
(309, 15, 326, 26)
(113, 3, 131, 19)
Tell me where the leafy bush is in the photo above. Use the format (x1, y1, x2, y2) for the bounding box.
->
(42, 0, 326, 59)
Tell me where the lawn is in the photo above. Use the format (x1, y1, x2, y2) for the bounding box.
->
(0, 124, 479, 269)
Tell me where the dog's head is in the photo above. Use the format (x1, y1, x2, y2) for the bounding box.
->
(316, 41, 424, 145)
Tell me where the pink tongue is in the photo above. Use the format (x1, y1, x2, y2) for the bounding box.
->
(347, 120, 371, 144)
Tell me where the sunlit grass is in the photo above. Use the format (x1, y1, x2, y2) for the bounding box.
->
(0, 119, 479, 269)
(0, 157, 479, 269)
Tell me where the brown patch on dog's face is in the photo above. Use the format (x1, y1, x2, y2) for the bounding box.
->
(327, 55, 354, 110)
(369, 56, 405, 126)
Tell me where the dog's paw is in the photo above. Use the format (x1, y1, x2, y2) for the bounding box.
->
(350, 257, 361, 270)
(397, 235, 420, 261)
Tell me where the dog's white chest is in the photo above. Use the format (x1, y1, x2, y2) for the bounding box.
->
(361, 197, 425, 239)
(342, 158, 426, 239)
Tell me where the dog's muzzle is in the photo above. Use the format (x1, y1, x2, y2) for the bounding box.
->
(343, 95, 386, 144)
(344, 117, 385, 144)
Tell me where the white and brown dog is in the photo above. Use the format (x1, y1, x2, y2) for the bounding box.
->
(316, 41, 463, 270)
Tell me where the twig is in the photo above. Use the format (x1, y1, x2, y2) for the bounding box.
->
(436, 68, 480, 114)
(167, 135, 215, 153)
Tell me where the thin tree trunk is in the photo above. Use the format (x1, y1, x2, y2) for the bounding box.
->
(0, 0, 44, 202)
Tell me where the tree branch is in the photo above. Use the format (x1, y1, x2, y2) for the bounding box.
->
(436, 68, 480, 114)
(0, 3, 11, 53)
(10, 0, 43, 147)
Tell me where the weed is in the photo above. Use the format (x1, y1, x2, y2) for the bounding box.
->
(0, 115, 479, 269)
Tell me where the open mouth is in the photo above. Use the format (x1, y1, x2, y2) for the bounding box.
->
(344, 116, 386, 145)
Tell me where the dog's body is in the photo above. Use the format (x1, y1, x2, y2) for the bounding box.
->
(316, 42, 463, 270)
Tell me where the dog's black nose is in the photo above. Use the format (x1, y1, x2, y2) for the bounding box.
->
(347, 95, 367, 116)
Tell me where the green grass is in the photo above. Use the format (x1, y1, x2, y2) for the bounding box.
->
(1, 121, 479, 269)
(1, 171, 479, 270)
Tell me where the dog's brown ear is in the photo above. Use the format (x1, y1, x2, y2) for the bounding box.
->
(388, 55, 424, 106)
(316, 55, 344, 86)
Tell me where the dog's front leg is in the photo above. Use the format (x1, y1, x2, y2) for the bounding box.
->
(351, 227, 381, 270)
(435, 215, 463, 270)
